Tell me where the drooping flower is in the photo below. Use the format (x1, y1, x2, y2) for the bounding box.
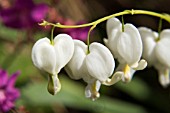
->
(65, 40, 123, 100)
(139, 27, 170, 87)
(31, 34, 74, 95)
(0, 0, 48, 29)
(0, 69, 20, 113)
(104, 17, 147, 83)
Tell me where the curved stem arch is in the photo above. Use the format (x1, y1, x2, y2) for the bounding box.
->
(39, 9, 170, 28)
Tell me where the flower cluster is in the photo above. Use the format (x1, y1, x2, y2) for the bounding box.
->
(32, 16, 170, 100)
(0, 69, 20, 112)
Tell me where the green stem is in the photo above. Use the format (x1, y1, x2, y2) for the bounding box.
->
(158, 18, 162, 33)
(86, 24, 97, 54)
(51, 26, 55, 45)
(121, 15, 125, 32)
(87, 30, 90, 54)
(39, 9, 170, 29)
(156, 18, 162, 41)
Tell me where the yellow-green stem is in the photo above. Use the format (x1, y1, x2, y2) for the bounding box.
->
(86, 25, 96, 54)
(121, 15, 125, 32)
(157, 18, 162, 41)
(39, 9, 170, 29)
(51, 26, 55, 45)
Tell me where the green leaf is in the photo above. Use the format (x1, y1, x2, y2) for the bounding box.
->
(115, 77, 151, 101)
(19, 76, 147, 113)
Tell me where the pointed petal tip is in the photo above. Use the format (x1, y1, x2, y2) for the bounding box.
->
(132, 59, 148, 70)
(103, 38, 108, 44)
(122, 75, 131, 83)
(47, 74, 61, 95)
(85, 90, 100, 101)
(102, 71, 123, 86)
(159, 74, 170, 88)
(7, 71, 21, 87)
(122, 67, 136, 83)
(85, 81, 101, 101)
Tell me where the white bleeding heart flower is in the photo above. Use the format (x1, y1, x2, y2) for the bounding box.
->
(32, 34, 74, 95)
(139, 27, 170, 87)
(65, 40, 123, 100)
(104, 17, 147, 83)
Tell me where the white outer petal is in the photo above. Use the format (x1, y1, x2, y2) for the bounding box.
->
(155, 29, 170, 68)
(117, 24, 142, 67)
(65, 40, 87, 80)
(105, 18, 122, 59)
(54, 34, 74, 73)
(138, 27, 157, 66)
(32, 38, 56, 74)
(159, 29, 170, 40)
(85, 42, 115, 82)
(106, 17, 121, 38)
(102, 71, 123, 86)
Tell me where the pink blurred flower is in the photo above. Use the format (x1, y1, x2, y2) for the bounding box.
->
(0, 0, 48, 29)
(0, 69, 20, 113)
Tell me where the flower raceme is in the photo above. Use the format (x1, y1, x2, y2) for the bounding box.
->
(104, 17, 147, 82)
(139, 27, 170, 87)
(31, 34, 74, 95)
(65, 40, 123, 100)
(32, 33, 123, 100)
(33, 9, 170, 100)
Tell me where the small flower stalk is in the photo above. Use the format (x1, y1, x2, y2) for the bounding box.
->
(139, 27, 170, 87)
(65, 40, 122, 100)
(104, 17, 147, 82)
(32, 34, 74, 95)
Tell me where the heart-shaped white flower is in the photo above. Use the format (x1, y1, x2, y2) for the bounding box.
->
(139, 27, 170, 87)
(65, 40, 122, 100)
(32, 34, 74, 95)
(104, 17, 147, 82)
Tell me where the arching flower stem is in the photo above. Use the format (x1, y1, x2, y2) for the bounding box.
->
(121, 15, 125, 32)
(39, 9, 170, 54)
(39, 9, 170, 29)
(86, 24, 97, 54)
(156, 18, 162, 42)
(51, 26, 55, 45)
